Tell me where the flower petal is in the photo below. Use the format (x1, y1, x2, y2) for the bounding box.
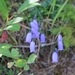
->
(25, 32, 32, 43)
(33, 19, 40, 27)
(30, 41, 36, 53)
(52, 51, 58, 63)
(40, 33, 46, 43)
(57, 34, 63, 42)
(58, 41, 64, 50)
(31, 28, 40, 38)
(30, 21, 39, 30)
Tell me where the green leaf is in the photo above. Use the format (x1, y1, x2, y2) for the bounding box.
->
(63, 36, 70, 49)
(30, 73, 34, 75)
(4, 24, 21, 31)
(24, 64, 29, 70)
(27, 54, 37, 64)
(17, 0, 40, 13)
(0, 29, 2, 33)
(14, 59, 26, 68)
(7, 17, 24, 25)
(0, 0, 8, 19)
(0, 49, 11, 57)
(0, 43, 12, 57)
(0, 43, 12, 49)
(11, 48, 20, 58)
(51, 28, 60, 35)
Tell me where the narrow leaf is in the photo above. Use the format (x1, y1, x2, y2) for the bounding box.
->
(52, 0, 68, 26)
(0, 0, 8, 19)
(7, 17, 24, 25)
(18, 0, 40, 13)
(4, 24, 21, 31)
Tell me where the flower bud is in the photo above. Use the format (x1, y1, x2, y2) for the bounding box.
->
(30, 41, 36, 53)
(58, 41, 64, 50)
(40, 33, 46, 43)
(57, 34, 63, 42)
(0, 31, 8, 44)
(25, 32, 32, 43)
(52, 51, 58, 63)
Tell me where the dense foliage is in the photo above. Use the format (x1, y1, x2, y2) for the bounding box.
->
(0, 0, 75, 75)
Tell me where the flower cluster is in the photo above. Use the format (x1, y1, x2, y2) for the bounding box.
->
(25, 16, 64, 64)
(25, 16, 46, 53)
(52, 34, 64, 63)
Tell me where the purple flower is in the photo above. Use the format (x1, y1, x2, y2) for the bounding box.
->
(58, 41, 64, 50)
(30, 21, 39, 30)
(57, 34, 63, 42)
(55, 49, 58, 54)
(32, 33, 36, 38)
(33, 19, 40, 27)
(25, 32, 32, 43)
(40, 33, 46, 43)
(52, 50, 58, 63)
(31, 28, 40, 38)
(30, 41, 36, 53)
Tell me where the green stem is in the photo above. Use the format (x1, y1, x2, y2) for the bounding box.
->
(7, 31, 18, 44)
(45, 0, 57, 35)
(52, 0, 68, 27)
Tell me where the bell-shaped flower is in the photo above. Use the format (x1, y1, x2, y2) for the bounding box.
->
(40, 33, 46, 43)
(31, 28, 40, 38)
(25, 32, 32, 43)
(33, 19, 40, 27)
(52, 50, 58, 63)
(58, 41, 64, 50)
(57, 34, 63, 42)
(30, 21, 39, 30)
(30, 41, 36, 53)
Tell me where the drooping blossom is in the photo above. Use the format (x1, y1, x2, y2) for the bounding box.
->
(58, 41, 64, 50)
(33, 14, 40, 27)
(30, 21, 39, 30)
(31, 28, 40, 38)
(30, 41, 36, 53)
(33, 19, 40, 27)
(52, 49, 58, 63)
(40, 33, 46, 43)
(57, 34, 63, 42)
(25, 32, 32, 43)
